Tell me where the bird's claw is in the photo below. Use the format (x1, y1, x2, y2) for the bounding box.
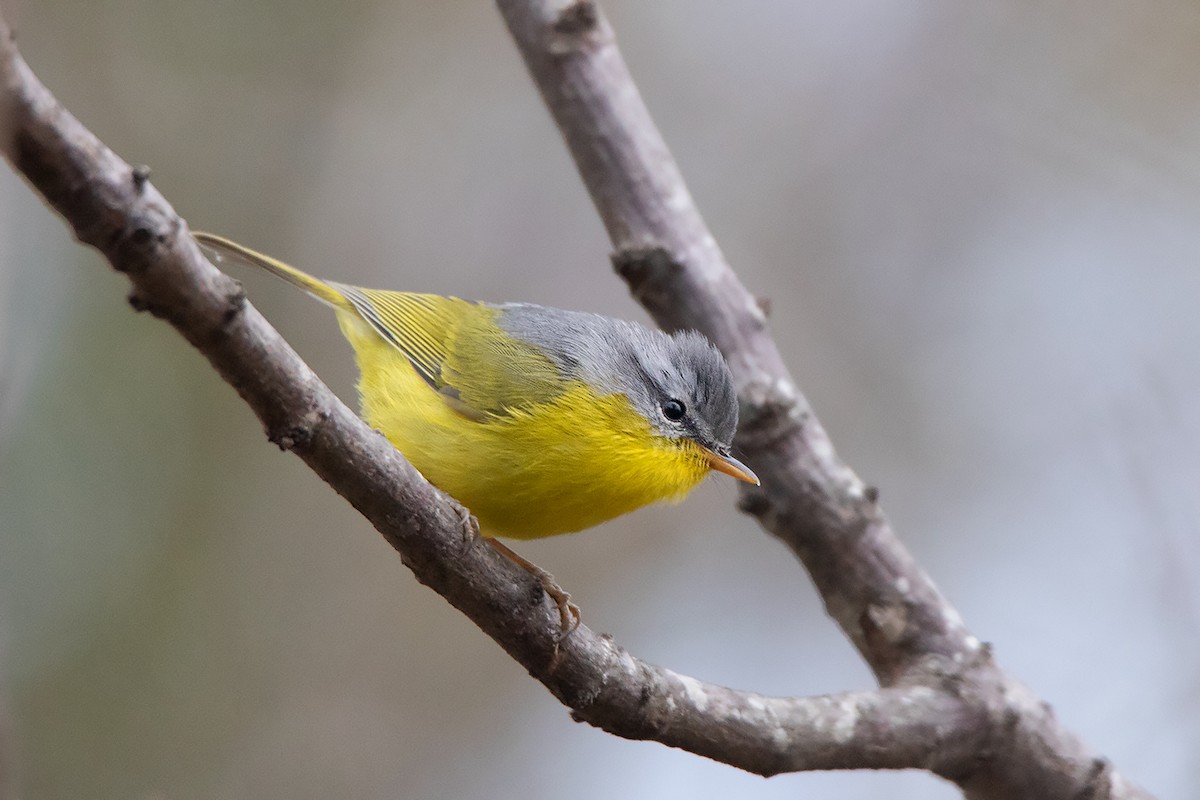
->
(486, 538, 582, 645)
(457, 506, 481, 553)
(544, 583, 582, 643)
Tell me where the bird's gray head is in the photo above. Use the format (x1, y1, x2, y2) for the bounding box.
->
(618, 327, 739, 453)
(498, 304, 740, 455)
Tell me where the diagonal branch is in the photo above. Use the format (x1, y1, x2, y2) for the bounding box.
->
(0, 4, 1160, 796)
(496, 1, 1154, 798)
(0, 10, 991, 782)
(497, 0, 970, 683)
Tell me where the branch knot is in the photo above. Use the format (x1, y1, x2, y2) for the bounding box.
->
(548, 0, 604, 54)
(611, 245, 684, 298)
(267, 407, 328, 452)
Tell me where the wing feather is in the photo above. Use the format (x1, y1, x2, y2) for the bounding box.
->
(341, 288, 565, 418)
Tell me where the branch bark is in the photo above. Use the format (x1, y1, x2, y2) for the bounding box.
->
(0, 4, 1153, 798)
(496, 1, 1154, 798)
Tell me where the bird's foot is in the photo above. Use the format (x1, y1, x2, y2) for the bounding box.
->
(486, 538, 581, 643)
(456, 505, 481, 553)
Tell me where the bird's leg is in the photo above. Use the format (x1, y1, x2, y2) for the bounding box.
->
(486, 538, 581, 641)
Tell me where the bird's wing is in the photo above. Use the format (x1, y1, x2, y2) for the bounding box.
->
(339, 287, 565, 419)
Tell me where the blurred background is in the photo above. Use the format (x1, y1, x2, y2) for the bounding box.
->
(2, 1, 1198, 797)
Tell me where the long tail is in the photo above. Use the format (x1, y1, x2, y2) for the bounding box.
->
(193, 232, 351, 310)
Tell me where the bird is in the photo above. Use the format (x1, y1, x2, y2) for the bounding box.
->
(194, 232, 758, 634)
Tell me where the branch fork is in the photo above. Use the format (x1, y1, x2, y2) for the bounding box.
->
(0, 4, 1153, 797)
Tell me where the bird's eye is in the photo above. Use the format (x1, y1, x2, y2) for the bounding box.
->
(662, 398, 686, 421)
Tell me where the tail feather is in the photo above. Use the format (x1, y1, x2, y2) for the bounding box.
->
(193, 232, 351, 310)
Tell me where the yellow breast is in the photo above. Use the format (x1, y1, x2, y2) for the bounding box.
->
(341, 314, 711, 540)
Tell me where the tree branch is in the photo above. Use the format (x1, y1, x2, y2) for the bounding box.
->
(0, 3, 1160, 795)
(0, 9, 1009, 783)
(497, 0, 970, 683)
(496, 1, 1155, 798)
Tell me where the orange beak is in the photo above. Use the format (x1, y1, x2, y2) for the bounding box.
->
(701, 446, 760, 485)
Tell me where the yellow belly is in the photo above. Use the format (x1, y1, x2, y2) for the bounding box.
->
(343, 318, 711, 539)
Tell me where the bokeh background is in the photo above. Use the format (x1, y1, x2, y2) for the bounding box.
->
(2, 1, 1198, 798)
